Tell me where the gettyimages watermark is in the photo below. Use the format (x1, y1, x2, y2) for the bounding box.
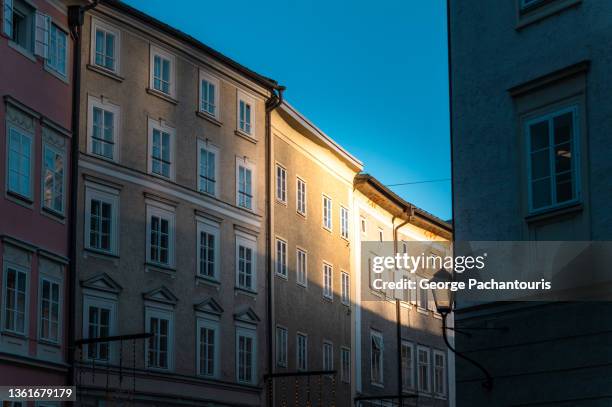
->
(362, 241, 612, 302)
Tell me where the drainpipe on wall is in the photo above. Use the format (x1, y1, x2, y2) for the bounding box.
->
(393, 206, 414, 405)
(67, 0, 98, 387)
(265, 85, 285, 406)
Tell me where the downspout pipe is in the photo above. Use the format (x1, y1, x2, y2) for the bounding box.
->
(265, 85, 285, 406)
(67, 0, 99, 387)
(393, 206, 414, 405)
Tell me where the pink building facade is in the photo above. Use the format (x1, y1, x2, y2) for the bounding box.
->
(0, 0, 74, 398)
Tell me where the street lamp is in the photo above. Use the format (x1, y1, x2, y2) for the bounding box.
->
(431, 268, 494, 391)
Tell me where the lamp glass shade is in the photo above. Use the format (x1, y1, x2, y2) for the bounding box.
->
(431, 267, 454, 315)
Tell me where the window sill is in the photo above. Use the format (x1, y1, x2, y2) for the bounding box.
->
(275, 199, 288, 207)
(235, 130, 257, 144)
(322, 226, 333, 234)
(8, 41, 36, 62)
(322, 295, 333, 303)
(371, 382, 384, 389)
(44, 64, 69, 85)
(145, 262, 177, 277)
(42, 206, 66, 223)
(195, 111, 222, 127)
(525, 202, 583, 224)
(297, 282, 308, 289)
(146, 87, 178, 105)
(417, 307, 430, 315)
(83, 247, 119, 261)
(195, 275, 221, 289)
(275, 272, 288, 281)
(235, 286, 258, 297)
(87, 64, 124, 82)
(516, 0, 581, 30)
(6, 190, 34, 208)
(1, 330, 27, 340)
(38, 338, 61, 348)
(296, 211, 307, 219)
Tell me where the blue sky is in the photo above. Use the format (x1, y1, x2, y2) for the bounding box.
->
(124, 0, 451, 220)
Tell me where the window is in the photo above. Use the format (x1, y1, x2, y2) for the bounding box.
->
(7, 125, 32, 199)
(370, 331, 383, 384)
(236, 327, 256, 384)
(341, 272, 350, 305)
(87, 96, 119, 161)
(296, 177, 306, 215)
(526, 107, 579, 212)
(148, 119, 174, 179)
(276, 326, 288, 367)
(39, 277, 60, 342)
(197, 141, 218, 196)
(340, 206, 349, 239)
(3, 265, 28, 335)
(197, 318, 219, 378)
(401, 341, 414, 390)
(322, 195, 332, 230)
(360, 216, 366, 234)
(418, 280, 428, 310)
(42, 143, 64, 214)
(296, 248, 307, 287)
(46, 24, 67, 78)
(297, 333, 308, 371)
(85, 183, 119, 255)
(150, 46, 175, 97)
(340, 347, 351, 383)
(276, 164, 287, 203)
(236, 233, 257, 291)
(146, 307, 173, 370)
(83, 296, 116, 361)
(433, 350, 446, 397)
(237, 91, 255, 136)
(199, 72, 220, 118)
(275, 238, 287, 277)
(146, 204, 175, 267)
(323, 341, 333, 370)
(91, 18, 119, 73)
(322, 263, 333, 299)
(5, 0, 48, 56)
(197, 219, 220, 280)
(417, 346, 431, 393)
(378, 228, 384, 242)
(236, 159, 255, 210)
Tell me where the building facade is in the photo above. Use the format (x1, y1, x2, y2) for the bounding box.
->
(449, 0, 612, 405)
(72, 1, 280, 405)
(353, 175, 454, 407)
(0, 0, 75, 397)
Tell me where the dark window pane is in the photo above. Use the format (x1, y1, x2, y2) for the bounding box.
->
(554, 112, 572, 145)
(530, 121, 549, 151)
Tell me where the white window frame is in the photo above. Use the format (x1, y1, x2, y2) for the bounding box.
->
(417, 346, 431, 393)
(401, 340, 415, 391)
(276, 325, 288, 368)
(275, 237, 287, 278)
(340, 206, 349, 240)
(296, 332, 308, 371)
(236, 326, 257, 384)
(41, 141, 65, 215)
(149, 45, 176, 98)
(145, 202, 176, 268)
(236, 90, 256, 138)
(296, 177, 307, 216)
(3, 0, 13, 38)
(6, 123, 33, 200)
(38, 275, 62, 344)
(296, 247, 307, 287)
(341, 271, 350, 305)
(197, 140, 219, 197)
(235, 231, 257, 291)
(433, 349, 447, 397)
(370, 330, 384, 385)
(418, 279, 428, 311)
(360, 216, 367, 235)
(82, 293, 117, 362)
(145, 305, 174, 371)
(525, 106, 580, 214)
(196, 316, 220, 378)
(84, 182, 119, 255)
(196, 217, 220, 280)
(87, 95, 120, 162)
(322, 195, 332, 231)
(322, 262, 333, 300)
(147, 118, 175, 180)
(90, 17, 121, 74)
(322, 340, 333, 371)
(340, 347, 351, 383)
(378, 228, 384, 242)
(2, 262, 29, 336)
(45, 23, 68, 79)
(199, 70, 221, 120)
(236, 157, 256, 211)
(275, 163, 287, 204)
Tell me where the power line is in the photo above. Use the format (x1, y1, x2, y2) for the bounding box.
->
(386, 178, 451, 187)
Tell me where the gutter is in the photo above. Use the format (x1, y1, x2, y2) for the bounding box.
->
(67, 0, 99, 387)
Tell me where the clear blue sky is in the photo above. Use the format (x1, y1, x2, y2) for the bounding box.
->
(124, 0, 451, 220)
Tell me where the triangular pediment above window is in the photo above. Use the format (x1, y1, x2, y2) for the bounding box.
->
(194, 297, 224, 315)
(234, 307, 261, 325)
(80, 273, 122, 294)
(142, 286, 178, 305)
